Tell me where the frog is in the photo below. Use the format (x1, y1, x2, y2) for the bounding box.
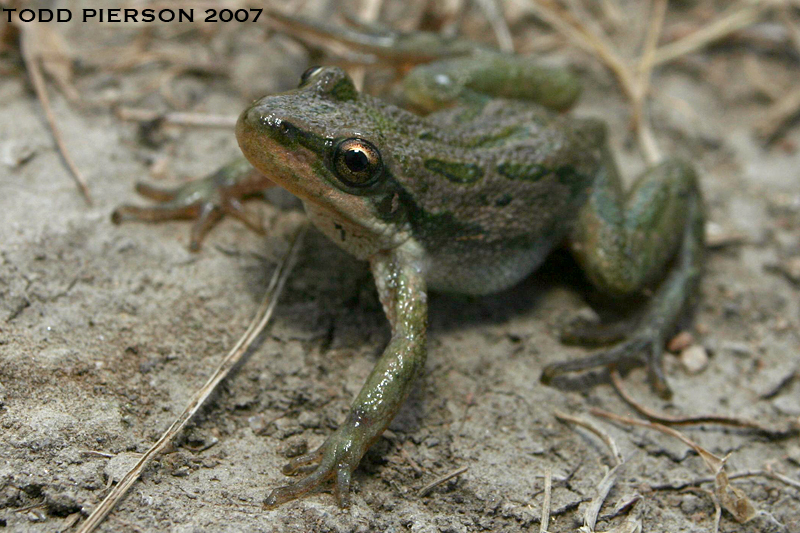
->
(112, 12, 704, 508)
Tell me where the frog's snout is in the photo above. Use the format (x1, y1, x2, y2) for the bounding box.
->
(237, 103, 273, 139)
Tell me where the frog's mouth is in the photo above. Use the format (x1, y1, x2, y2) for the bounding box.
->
(236, 103, 329, 200)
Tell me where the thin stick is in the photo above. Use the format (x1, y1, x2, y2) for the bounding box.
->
(650, 469, 766, 490)
(350, 0, 384, 91)
(765, 464, 800, 490)
(539, 467, 552, 533)
(590, 408, 757, 523)
(651, 467, 800, 491)
(755, 87, 800, 140)
(19, 24, 92, 205)
(418, 466, 469, 497)
(634, 0, 668, 164)
(652, 3, 766, 67)
(554, 411, 623, 466)
(475, 0, 514, 53)
(712, 490, 722, 533)
(584, 464, 622, 531)
(529, 0, 638, 101)
(609, 369, 784, 433)
(76, 225, 307, 533)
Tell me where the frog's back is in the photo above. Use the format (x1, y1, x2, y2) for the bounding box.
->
(383, 99, 605, 295)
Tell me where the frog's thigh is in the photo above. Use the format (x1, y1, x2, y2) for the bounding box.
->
(568, 156, 701, 297)
(554, 156, 703, 397)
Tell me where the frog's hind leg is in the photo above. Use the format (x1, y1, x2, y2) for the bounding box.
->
(542, 154, 704, 398)
(111, 158, 272, 251)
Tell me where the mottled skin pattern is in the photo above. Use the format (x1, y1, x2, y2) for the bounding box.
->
(113, 16, 704, 508)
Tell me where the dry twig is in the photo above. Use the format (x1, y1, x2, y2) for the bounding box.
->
(76, 225, 307, 533)
(608, 369, 792, 436)
(651, 2, 769, 67)
(555, 411, 623, 466)
(527, 0, 785, 160)
(539, 467, 552, 533)
(418, 466, 469, 497)
(591, 408, 757, 524)
(633, 0, 668, 164)
(17, 19, 92, 204)
(350, 0, 385, 90)
(475, 0, 515, 52)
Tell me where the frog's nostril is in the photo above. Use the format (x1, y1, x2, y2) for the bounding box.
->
(246, 107, 265, 127)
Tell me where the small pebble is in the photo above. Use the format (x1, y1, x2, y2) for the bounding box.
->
(680, 345, 708, 374)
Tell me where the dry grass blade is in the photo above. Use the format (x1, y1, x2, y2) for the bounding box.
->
(527, 0, 637, 99)
(591, 408, 757, 524)
(652, 2, 767, 67)
(418, 466, 469, 497)
(539, 467, 552, 533)
(349, 0, 384, 91)
(556, 410, 632, 533)
(755, 87, 800, 140)
(765, 464, 800, 490)
(76, 225, 307, 533)
(555, 411, 623, 466)
(579, 464, 622, 532)
(474, 0, 514, 52)
(18, 20, 92, 204)
(526, 0, 657, 163)
(633, 0, 668, 164)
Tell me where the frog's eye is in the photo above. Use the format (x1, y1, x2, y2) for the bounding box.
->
(332, 138, 383, 188)
(299, 65, 323, 87)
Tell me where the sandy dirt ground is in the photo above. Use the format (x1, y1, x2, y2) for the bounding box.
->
(1, 1, 800, 532)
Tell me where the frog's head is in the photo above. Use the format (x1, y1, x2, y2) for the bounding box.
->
(236, 66, 411, 259)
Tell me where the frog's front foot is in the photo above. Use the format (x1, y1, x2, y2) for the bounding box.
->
(541, 326, 672, 399)
(264, 424, 369, 508)
(111, 158, 270, 251)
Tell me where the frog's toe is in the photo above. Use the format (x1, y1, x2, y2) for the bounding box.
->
(111, 202, 200, 225)
(112, 159, 270, 251)
(281, 448, 324, 475)
(187, 202, 224, 252)
(264, 446, 355, 508)
(264, 465, 332, 508)
(541, 331, 672, 399)
(558, 313, 638, 347)
(133, 181, 182, 201)
(112, 182, 265, 251)
(223, 197, 265, 235)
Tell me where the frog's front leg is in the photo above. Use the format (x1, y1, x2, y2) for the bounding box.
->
(111, 158, 273, 251)
(265, 248, 427, 508)
(542, 146, 704, 398)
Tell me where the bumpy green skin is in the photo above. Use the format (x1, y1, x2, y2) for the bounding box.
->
(114, 16, 704, 507)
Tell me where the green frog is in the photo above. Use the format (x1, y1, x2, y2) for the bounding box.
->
(112, 13, 704, 508)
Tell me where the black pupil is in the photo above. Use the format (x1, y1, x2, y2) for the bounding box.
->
(344, 149, 369, 173)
